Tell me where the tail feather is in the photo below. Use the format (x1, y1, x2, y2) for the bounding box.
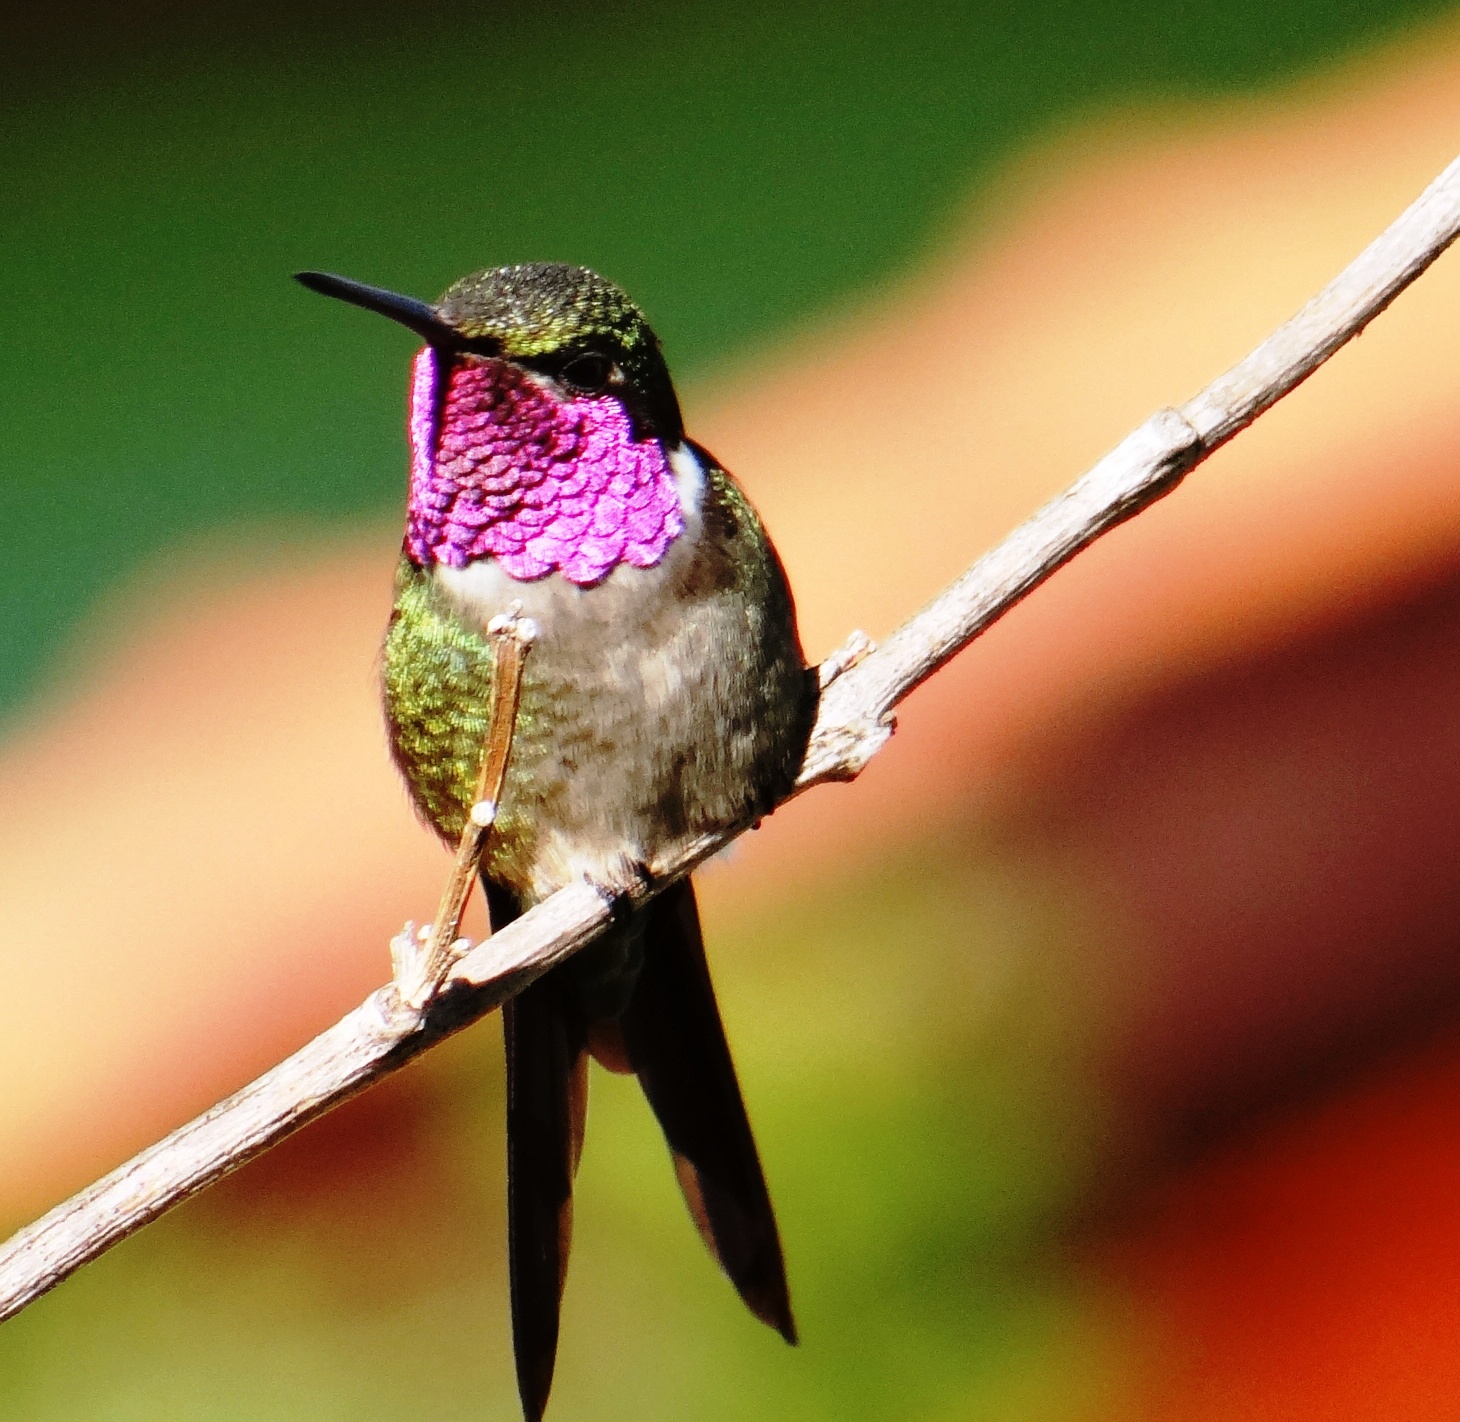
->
(499, 894, 588, 1422)
(618, 877, 797, 1344)
(496, 872, 795, 1422)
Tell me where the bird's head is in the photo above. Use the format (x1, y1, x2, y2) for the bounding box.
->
(296, 263, 684, 445)
(297, 264, 694, 585)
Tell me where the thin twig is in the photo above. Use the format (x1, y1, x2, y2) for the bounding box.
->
(399, 607, 537, 1007)
(2, 151, 1458, 1326)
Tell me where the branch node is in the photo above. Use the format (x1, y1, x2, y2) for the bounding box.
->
(817, 629, 877, 690)
(486, 601, 539, 644)
(365, 984, 412, 1036)
(389, 920, 476, 1012)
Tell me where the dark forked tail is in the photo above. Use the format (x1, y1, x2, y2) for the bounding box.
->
(619, 878, 797, 1343)
(495, 875, 794, 1422)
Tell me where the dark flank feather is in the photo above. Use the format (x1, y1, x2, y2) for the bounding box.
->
(619, 878, 798, 1343)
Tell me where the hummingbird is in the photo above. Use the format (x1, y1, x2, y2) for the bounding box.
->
(296, 264, 816, 1420)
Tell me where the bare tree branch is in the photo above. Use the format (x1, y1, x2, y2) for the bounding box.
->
(2, 151, 1458, 1327)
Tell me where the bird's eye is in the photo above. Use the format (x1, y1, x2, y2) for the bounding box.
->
(561, 352, 616, 394)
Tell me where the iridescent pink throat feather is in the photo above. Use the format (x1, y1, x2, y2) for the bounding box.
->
(404, 347, 684, 586)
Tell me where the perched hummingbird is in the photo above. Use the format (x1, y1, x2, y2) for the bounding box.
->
(297, 264, 816, 1419)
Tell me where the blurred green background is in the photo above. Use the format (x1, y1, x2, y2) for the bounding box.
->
(1, 0, 1450, 717)
(2, 1, 1456, 1417)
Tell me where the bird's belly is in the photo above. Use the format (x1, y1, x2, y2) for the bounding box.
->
(384, 550, 806, 906)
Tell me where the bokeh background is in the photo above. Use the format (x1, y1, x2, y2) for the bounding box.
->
(5, 1, 1460, 1416)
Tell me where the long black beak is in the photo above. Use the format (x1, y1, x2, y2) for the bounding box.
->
(294, 270, 462, 347)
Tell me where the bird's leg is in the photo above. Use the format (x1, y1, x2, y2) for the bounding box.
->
(393, 605, 537, 1009)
